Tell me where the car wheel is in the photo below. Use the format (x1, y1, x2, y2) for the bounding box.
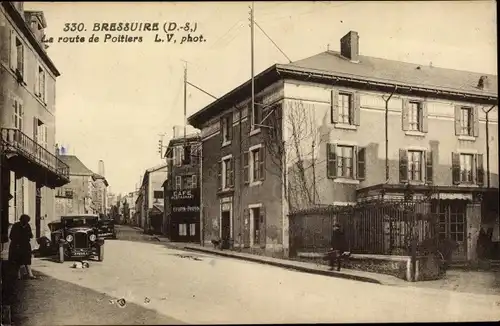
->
(58, 245, 65, 263)
(97, 246, 104, 262)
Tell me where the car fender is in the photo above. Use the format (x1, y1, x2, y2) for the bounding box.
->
(95, 238, 105, 246)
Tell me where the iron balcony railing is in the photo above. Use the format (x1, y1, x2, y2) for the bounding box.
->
(1, 128, 70, 180)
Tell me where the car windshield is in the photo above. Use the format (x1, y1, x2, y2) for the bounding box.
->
(63, 217, 97, 228)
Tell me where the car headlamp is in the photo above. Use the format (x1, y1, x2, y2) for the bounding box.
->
(66, 234, 73, 242)
(89, 234, 97, 241)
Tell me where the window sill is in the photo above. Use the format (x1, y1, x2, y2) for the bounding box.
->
(458, 135, 476, 142)
(250, 181, 263, 187)
(334, 124, 357, 131)
(249, 128, 261, 137)
(217, 188, 235, 196)
(405, 130, 426, 137)
(457, 183, 479, 188)
(333, 178, 360, 185)
(222, 141, 232, 148)
(407, 180, 426, 186)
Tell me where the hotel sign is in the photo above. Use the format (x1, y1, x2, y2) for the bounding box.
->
(169, 188, 200, 215)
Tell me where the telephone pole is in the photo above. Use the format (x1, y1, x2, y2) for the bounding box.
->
(250, 2, 255, 126)
(183, 62, 188, 141)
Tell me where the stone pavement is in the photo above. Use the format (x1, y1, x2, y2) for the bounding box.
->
(154, 236, 500, 296)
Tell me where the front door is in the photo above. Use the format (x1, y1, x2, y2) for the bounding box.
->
(35, 185, 42, 238)
(221, 211, 231, 249)
(436, 200, 467, 261)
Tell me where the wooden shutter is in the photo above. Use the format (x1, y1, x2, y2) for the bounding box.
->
(228, 114, 233, 141)
(10, 29, 16, 71)
(243, 208, 250, 248)
(330, 89, 338, 124)
(217, 160, 222, 190)
(220, 117, 225, 145)
(401, 99, 409, 131)
(454, 105, 461, 135)
(42, 70, 47, 102)
(259, 206, 266, 248)
(35, 67, 40, 96)
(473, 107, 480, 137)
(229, 158, 234, 187)
(175, 176, 182, 190)
(357, 147, 366, 181)
(259, 147, 265, 181)
(243, 151, 249, 184)
(327, 143, 337, 179)
(426, 150, 433, 184)
(192, 175, 197, 188)
(353, 93, 361, 126)
(33, 117, 38, 142)
(476, 153, 484, 186)
(451, 152, 460, 185)
(399, 149, 408, 183)
(421, 101, 428, 133)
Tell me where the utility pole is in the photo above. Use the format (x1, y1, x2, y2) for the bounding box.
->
(250, 2, 255, 127)
(183, 62, 188, 141)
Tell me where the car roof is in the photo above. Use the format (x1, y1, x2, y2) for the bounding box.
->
(61, 214, 99, 219)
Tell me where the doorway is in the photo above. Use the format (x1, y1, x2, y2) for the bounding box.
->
(221, 211, 231, 249)
(435, 200, 467, 261)
(35, 185, 42, 238)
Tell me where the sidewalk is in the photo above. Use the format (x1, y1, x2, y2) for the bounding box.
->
(154, 236, 405, 286)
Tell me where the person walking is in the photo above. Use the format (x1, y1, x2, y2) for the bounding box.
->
(8, 214, 36, 280)
(329, 223, 348, 271)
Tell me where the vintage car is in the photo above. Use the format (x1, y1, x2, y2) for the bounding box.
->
(97, 218, 117, 239)
(54, 214, 105, 263)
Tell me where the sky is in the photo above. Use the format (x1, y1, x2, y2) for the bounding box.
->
(25, 1, 497, 195)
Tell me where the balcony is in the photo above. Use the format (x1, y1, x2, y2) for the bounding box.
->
(1, 128, 70, 188)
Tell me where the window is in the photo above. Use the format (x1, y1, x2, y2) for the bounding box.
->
(179, 224, 187, 236)
(460, 107, 473, 136)
(407, 150, 423, 182)
(218, 157, 234, 190)
(15, 37, 24, 76)
(173, 146, 184, 166)
(459, 154, 474, 183)
(221, 114, 232, 144)
(189, 223, 196, 236)
(455, 105, 478, 137)
(175, 176, 182, 190)
(338, 93, 353, 124)
(408, 102, 422, 131)
(336, 145, 354, 178)
(34, 119, 48, 148)
(251, 103, 262, 130)
(251, 207, 260, 245)
(37, 66, 46, 101)
(153, 191, 163, 199)
(13, 97, 23, 131)
(327, 144, 365, 180)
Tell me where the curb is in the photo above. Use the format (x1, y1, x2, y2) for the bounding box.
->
(182, 246, 383, 285)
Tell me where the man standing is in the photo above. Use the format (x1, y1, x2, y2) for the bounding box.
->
(329, 223, 348, 271)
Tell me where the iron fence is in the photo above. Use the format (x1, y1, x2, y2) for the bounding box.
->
(288, 198, 439, 256)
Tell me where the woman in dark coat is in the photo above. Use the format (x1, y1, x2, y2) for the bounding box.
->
(9, 214, 36, 279)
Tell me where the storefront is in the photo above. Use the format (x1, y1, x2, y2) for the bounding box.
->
(169, 188, 200, 243)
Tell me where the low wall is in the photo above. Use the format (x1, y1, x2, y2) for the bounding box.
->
(296, 252, 442, 281)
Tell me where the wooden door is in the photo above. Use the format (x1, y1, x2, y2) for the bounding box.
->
(437, 201, 467, 261)
(221, 211, 231, 249)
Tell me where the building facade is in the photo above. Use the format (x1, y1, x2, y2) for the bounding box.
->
(136, 163, 168, 233)
(55, 154, 96, 216)
(162, 132, 201, 242)
(1, 2, 69, 248)
(91, 173, 108, 216)
(188, 31, 498, 262)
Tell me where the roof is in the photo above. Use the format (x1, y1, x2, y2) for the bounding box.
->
(2, 3, 60, 76)
(164, 133, 201, 158)
(58, 155, 95, 176)
(289, 50, 497, 97)
(92, 173, 109, 186)
(188, 50, 497, 127)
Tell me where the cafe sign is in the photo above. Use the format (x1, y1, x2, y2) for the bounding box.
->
(169, 188, 200, 214)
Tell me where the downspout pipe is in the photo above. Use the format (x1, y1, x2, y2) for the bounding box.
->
(483, 104, 496, 188)
(384, 86, 398, 183)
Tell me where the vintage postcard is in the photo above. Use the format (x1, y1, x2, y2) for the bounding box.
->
(0, 1, 498, 325)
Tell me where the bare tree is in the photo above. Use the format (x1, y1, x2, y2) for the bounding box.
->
(262, 99, 324, 211)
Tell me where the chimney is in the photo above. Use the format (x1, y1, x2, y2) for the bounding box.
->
(173, 126, 178, 138)
(24, 11, 47, 43)
(98, 160, 105, 177)
(477, 75, 489, 90)
(340, 31, 360, 62)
